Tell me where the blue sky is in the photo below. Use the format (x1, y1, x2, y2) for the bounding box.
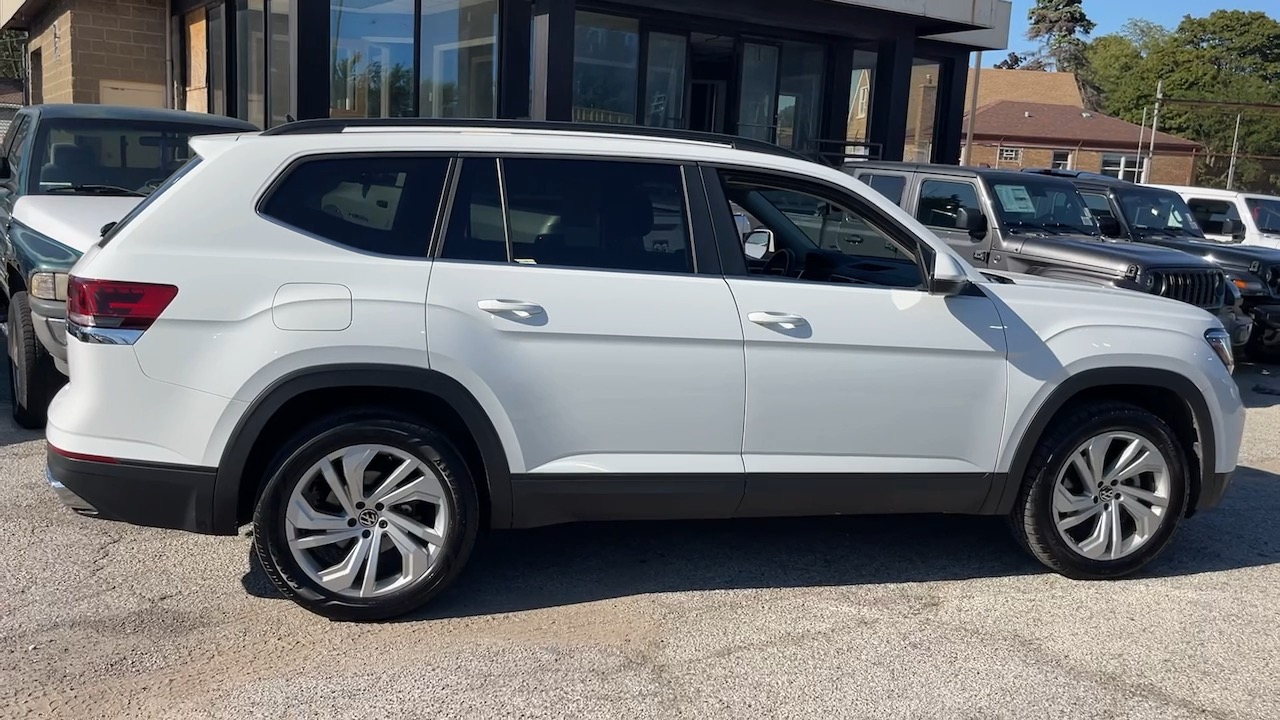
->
(994, 0, 1277, 62)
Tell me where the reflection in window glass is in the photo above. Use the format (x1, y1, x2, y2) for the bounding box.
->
(573, 12, 640, 124)
(917, 179, 980, 229)
(420, 0, 499, 118)
(1186, 198, 1241, 236)
(236, 0, 265, 127)
(858, 173, 907, 206)
(778, 41, 824, 154)
(904, 57, 941, 162)
(644, 33, 686, 129)
(737, 42, 779, 143)
(846, 49, 877, 157)
(267, 0, 291, 127)
(331, 0, 415, 118)
(208, 4, 227, 115)
(502, 158, 693, 274)
(261, 156, 451, 257)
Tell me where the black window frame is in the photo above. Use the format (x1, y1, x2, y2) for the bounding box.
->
(255, 151, 454, 260)
(915, 176, 981, 231)
(431, 153, 716, 277)
(700, 162, 930, 291)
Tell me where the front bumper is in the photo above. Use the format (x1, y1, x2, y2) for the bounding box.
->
(45, 446, 220, 534)
(29, 296, 68, 375)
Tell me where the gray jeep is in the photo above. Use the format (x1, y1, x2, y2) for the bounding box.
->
(842, 161, 1251, 345)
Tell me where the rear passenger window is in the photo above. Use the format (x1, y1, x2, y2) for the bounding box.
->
(1186, 198, 1241, 235)
(917, 179, 981, 230)
(260, 155, 450, 257)
(858, 173, 907, 206)
(439, 157, 693, 274)
(1081, 192, 1115, 219)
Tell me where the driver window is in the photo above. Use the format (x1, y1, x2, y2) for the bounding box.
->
(721, 173, 923, 290)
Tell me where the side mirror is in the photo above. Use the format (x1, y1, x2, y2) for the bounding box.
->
(930, 251, 972, 296)
(1220, 218, 1246, 240)
(955, 206, 988, 238)
(1096, 215, 1122, 238)
(744, 229, 774, 259)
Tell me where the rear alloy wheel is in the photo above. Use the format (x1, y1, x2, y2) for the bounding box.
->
(7, 291, 63, 429)
(1012, 402, 1189, 579)
(253, 413, 479, 621)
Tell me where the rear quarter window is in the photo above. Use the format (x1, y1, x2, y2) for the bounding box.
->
(259, 155, 451, 258)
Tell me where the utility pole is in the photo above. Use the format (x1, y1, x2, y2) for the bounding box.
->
(1142, 80, 1163, 184)
(1136, 106, 1148, 158)
(1227, 112, 1242, 190)
(962, 51, 982, 165)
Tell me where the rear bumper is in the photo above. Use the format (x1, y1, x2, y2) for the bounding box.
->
(45, 446, 221, 534)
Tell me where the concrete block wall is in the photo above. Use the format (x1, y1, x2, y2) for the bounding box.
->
(25, 0, 167, 106)
(26, 0, 75, 103)
(69, 0, 167, 105)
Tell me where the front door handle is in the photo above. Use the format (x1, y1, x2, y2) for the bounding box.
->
(747, 311, 807, 327)
(478, 299, 545, 318)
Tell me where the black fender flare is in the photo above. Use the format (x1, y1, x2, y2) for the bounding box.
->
(212, 364, 512, 533)
(986, 366, 1216, 515)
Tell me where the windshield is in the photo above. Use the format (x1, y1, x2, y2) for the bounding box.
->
(28, 118, 237, 197)
(982, 177, 1097, 236)
(1115, 187, 1204, 238)
(1246, 197, 1280, 234)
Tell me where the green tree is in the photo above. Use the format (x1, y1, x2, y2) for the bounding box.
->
(1086, 10, 1280, 191)
(1026, 0, 1099, 108)
(993, 52, 1046, 70)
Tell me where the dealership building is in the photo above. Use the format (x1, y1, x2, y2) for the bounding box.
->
(0, 0, 1011, 164)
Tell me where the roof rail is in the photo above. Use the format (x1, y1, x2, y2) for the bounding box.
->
(260, 117, 811, 161)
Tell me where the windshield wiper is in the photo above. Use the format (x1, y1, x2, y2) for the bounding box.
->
(1040, 222, 1097, 236)
(46, 184, 147, 198)
(1136, 227, 1183, 239)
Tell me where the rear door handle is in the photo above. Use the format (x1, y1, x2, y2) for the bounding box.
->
(747, 311, 807, 327)
(478, 299, 545, 317)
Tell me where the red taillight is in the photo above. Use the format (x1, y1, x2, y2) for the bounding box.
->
(67, 276, 178, 330)
(48, 443, 118, 464)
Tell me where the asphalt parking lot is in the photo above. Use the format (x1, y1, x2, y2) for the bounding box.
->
(2, 367, 1279, 719)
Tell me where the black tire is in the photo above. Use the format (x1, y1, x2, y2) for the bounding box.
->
(7, 291, 64, 429)
(1010, 401, 1189, 580)
(1246, 327, 1280, 363)
(252, 410, 481, 621)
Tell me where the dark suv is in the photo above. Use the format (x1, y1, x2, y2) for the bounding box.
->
(1022, 169, 1280, 357)
(845, 161, 1250, 345)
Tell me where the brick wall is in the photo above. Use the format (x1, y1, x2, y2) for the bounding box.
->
(70, 0, 167, 105)
(25, 0, 75, 103)
(964, 144, 1197, 184)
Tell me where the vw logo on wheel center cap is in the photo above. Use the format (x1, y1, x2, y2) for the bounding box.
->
(357, 509, 380, 528)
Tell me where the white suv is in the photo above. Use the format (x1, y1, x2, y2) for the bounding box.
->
(46, 120, 1245, 621)
(1152, 184, 1280, 247)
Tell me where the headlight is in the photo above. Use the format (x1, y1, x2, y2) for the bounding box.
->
(1205, 327, 1234, 374)
(29, 272, 69, 301)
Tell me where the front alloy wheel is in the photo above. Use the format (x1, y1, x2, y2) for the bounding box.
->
(1012, 402, 1189, 579)
(253, 413, 479, 621)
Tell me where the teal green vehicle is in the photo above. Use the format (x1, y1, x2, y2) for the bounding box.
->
(0, 104, 257, 428)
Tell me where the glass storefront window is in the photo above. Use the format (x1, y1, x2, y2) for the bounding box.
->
(236, 0, 265, 127)
(330, 0, 415, 118)
(267, 0, 291, 127)
(905, 57, 941, 162)
(777, 41, 824, 153)
(209, 4, 227, 115)
(573, 12, 640, 124)
(846, 48, 876, 156)
(420, 0, 499, 118)
(643, 33, 686, 129)
(737, 42, 779, 143)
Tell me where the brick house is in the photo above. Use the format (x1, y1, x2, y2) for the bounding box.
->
(960, 68, 1202, 184)
(963, 100, 1201, 185)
